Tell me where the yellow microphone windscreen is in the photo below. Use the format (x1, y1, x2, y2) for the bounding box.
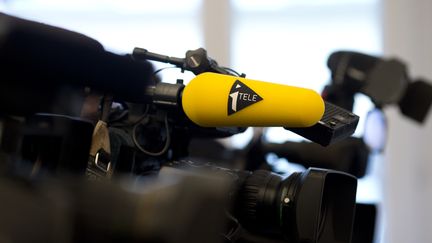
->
(182, 72, 325, 127)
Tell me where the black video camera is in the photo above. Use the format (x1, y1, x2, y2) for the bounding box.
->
(0, 12, 359, 243)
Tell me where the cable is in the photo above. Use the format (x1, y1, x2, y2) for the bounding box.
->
(109, 105, 150, 128)
(221, 67, 242, 77)
(153, 66, 179, 76)
(132, 114, 171, 157)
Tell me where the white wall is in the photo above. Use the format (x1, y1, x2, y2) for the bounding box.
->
(382, 0, 432, 242)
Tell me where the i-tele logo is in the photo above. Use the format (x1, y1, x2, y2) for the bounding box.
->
(228, 80, 263, 115)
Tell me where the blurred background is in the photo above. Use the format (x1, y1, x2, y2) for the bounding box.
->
(1, 0, 431, 242)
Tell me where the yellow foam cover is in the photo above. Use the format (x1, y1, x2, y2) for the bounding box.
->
(182, 72, 325, 127)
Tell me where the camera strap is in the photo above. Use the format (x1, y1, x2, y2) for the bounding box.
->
(86, 95, 114, 180)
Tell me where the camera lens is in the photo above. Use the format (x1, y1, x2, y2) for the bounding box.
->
(235, 168, 357, 243)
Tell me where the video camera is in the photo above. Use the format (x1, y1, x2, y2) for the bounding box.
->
(242, 50, 432, 243)
(0, 12, 360, 243)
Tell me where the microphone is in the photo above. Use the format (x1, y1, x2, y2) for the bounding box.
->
(136, 48, 359, 145)
(149, 73, 357, 145)
(181, 72, 325, 127)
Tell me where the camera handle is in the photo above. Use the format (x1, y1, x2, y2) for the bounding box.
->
(133, 47, 240, 76)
